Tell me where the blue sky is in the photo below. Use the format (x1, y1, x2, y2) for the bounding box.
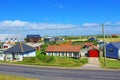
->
(0, 0, 120, 36)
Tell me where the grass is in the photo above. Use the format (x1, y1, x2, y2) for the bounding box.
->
(97, 38, 120, 42)
(0, 57, 88, 67)
(0, 74, 37, 80)
(99, 57, 120, 69)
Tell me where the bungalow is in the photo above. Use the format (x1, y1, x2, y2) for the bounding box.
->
(106, 42, 120, 59)
(46, 45, 81, 58)
(26, 35, 41, 43)
(4, 43, 36, 61)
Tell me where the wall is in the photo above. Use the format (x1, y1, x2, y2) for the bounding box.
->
(0, 51, 4, 60)
(106, 43, 118, 59)
(23, 50, 36, 57)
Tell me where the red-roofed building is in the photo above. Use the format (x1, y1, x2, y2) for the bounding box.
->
(46, 45, 81, 58)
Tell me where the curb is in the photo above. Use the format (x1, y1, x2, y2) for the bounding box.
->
(0, 63, 120, 71)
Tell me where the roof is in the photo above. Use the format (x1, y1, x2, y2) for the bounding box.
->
(109, 42, 120, 49)
(46, 45, 81, 52)
(4, 43, 35, 53)
(88, 37, 96, 41)
(88, 45, 99, 50)
(26, 35, 41, 38)
(84, 42, 94, 46)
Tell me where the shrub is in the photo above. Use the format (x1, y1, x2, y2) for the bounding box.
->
(36, 54, 55, 63)
(23, 57, 39, 63)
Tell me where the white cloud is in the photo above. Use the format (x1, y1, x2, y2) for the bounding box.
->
(0, 20, 77, 30)
(0, 20, 28, 27)
(82, 23, 100, 27)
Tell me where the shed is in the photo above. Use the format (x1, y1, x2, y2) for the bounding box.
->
(106, 42, 120, 59)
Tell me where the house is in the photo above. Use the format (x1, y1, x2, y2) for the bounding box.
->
(106, 42, 120, 59)
(88, 37, 96, 42)
(44, 37, 64, 43)
(4, 43, 36, 61)
(44, 37, 55, 43)
(46, 45, 81, 58)
(26, 42, 44, 50)
(3, 41, 15, 48)
(26, 35, 41, 43)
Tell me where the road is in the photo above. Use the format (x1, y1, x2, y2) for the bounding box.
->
(0, 64, 120, 80)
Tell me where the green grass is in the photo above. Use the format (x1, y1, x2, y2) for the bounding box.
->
(97, 38, 120, 42)
(99, 57, 120, 69)
(0, 74, 37, 80)
(0, 57, 88, 67)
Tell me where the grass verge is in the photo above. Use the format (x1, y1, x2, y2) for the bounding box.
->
(99, 57, 120, 69)
(0, 57, 88, 67)
(0, 74, 37, 80)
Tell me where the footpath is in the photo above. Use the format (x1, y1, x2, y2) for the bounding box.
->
(80, 57, 103, 70)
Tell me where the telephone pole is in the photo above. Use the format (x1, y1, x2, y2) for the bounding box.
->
(102, 24, 106, 67)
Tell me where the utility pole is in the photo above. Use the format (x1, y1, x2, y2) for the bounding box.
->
(102, 24, 106, 67)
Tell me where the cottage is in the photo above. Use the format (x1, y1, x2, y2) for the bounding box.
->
(106, 42, 120, 59)
(26, 35, 41, 43)
(46, 45, 81, 58)
(4, 43, 36, 61)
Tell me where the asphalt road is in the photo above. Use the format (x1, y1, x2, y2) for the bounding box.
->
(0, 64, 120, 80)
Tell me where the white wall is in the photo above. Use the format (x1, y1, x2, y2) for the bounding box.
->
(5, 53, 13, 61)
(23, 51, 36, 57)
(118, 49, 120, 59)
(0, 51, 5, 60)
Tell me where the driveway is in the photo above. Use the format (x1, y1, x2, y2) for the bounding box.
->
(80, 57, 103, 70)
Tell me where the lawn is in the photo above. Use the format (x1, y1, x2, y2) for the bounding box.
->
(0, 57, 88, 67)
(99, 57, 120, 69)
(0, 74, 37, 80)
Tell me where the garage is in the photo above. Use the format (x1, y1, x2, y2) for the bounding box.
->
(88, 50, 99, 57)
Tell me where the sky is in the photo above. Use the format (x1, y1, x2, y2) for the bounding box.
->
(0, 0, 120, 36)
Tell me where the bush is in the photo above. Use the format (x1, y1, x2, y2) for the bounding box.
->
(36, 54, 55, 63)
(23, 57, 39, 63)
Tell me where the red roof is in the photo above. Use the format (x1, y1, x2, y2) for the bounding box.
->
(46, 45, 81, 52)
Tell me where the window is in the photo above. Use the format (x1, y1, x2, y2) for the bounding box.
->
(108, 49, 114, 53)
(47, 52, 51, 56)
(61, 53, 64, 56)
(68, 53, 72, 57)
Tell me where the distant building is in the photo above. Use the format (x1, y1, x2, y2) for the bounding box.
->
(26, 35, 41, 43)
(44, 37, 64, 43)
(88, 37, 96, 42)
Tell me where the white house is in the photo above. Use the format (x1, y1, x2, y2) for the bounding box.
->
(46, 45, 81, 58)
(4, 42, 36, 61)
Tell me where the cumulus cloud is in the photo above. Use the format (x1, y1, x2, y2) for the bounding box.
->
(82, 23, 100, 27)
(0, 20, 28, 27)
(0, 20, 77, 30)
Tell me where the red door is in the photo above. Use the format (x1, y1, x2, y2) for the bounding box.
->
(88, 50, 99, 57)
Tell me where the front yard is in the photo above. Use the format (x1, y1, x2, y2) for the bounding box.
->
(0, 57, 88, 67)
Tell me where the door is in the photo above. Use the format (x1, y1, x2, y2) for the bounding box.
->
(88, 50, 99, 57)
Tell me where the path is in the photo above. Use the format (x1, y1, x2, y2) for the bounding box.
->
(80, 57, 103, 70)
